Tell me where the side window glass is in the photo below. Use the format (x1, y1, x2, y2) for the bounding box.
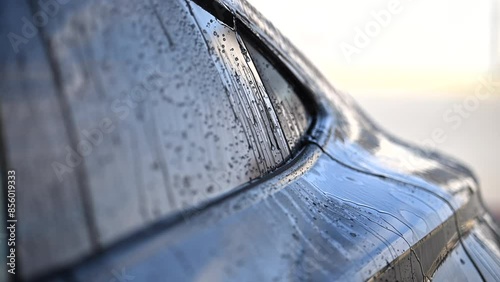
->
(245, 41, 312, 151)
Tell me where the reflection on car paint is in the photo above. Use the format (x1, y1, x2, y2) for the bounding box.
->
(7, 0, 499, 280)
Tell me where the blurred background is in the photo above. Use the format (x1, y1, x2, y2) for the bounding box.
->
(250, 0, 500, 219)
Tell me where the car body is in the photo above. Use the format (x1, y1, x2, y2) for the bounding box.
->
(1, 0, 499, 281)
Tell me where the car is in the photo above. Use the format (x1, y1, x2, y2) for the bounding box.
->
(1, 0, 499, 281)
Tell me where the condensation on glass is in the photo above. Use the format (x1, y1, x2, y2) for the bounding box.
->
(3, 0, 311, 278)
(245, 41, 311, 151)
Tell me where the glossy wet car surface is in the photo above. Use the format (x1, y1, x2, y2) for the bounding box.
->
(1, 0, 499, 281)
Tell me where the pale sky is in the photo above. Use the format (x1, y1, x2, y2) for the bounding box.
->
(249, 0, 495, 94)
(248, 0, 500, 210)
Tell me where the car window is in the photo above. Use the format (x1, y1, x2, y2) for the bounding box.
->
(5, 1, 313, 278)
(245, 40, 312, 152)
